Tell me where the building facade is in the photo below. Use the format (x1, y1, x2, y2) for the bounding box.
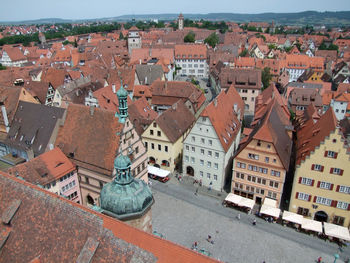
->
(175, 44, 208, 78)
(289, 108, 350, 227)
(182, 87, 243, 191)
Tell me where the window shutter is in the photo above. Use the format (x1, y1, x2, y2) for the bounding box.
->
(321, 166, 324, 172)
(336, 185, 340, 192)
(295, 192, 299, 199)
(334, 152, 338, 159)
(313, 196, 317, 202)
(324, 151, 328, 157)
(311, 164, 315, 170)
(298, 177, 302, 183)
(340, 169, 343, 176)
(317, 181, 320, 188)
(330, 168, 334, 174)
(308, 195, 311, 202)
(348, 204, 350, 211)
(330, 184, 334, 191)
(311, 180, 315, 186)
(331, 200, 337, 207)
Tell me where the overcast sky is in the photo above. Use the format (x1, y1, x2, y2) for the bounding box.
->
(1, 0, 350, 21)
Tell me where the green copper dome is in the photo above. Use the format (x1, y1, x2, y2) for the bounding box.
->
(116, 84, 128, 97)
(100, 153, 153, 220)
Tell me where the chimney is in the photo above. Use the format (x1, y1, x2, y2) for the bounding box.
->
(213, 98, 218, 107)
(139, 59, 141, 64)
(149, 48, 152, 57)
(233, 103, 238, 113)
(0, 102, 10, 133)
(112, 84, 116, 93)
(172, 102, 177, 111)
(145, 76, 148, 85)
(90, 105, 95, 116)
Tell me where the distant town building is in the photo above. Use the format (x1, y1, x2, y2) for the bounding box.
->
(178, 13, 184, 30)
(128, 29, 142, 54)
(175, 44, 208, 78)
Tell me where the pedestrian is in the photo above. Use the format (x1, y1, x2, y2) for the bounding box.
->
(252, 219, 257, 226)
(199, 179, 202, 186)
(194, 187, 198, 195)
(237, 213, 241, 220)
(317, 256, 322, 263)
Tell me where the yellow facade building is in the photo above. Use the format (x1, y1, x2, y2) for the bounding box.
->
(142, 100, 195, 172)
(289, 108, 350, 227)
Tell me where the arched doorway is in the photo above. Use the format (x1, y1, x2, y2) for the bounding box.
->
(87, 195, 95, 205)
(314, 211, 328, 222)
(186, 166, 194, 176)
(149, 157, 156, 165)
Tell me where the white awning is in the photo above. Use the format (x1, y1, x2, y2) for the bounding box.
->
(301, 218, 322, 233)
(323, 222, 350, 241)
(147, 165, 170, 178)
(238, 197, 255, 209)
(260, 204, 281, 218)
(225, 193, 242, 205)
(282, 211, 303, 225)
(263, 197, 277, 208)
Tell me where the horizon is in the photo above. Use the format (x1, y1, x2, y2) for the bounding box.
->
(1, 0, 350, 22)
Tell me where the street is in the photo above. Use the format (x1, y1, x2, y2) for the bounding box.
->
(150, 175, 350, 263)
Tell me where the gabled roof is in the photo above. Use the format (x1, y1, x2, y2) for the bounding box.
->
(0, 86, 22, 129)
(41, 68, 69, 88)
(5, 101, 65, 156)
(24, 81, 50, 103)
(296, 107, 338, 165)
(156, 100, 196, 143)
(55, 104, 123, 174)
(128, 97, 157, 136)
(236, 100, 292, 170)
(93, 84, 131, 112)
(135, 64, 164, 85)
(2, 46, 26, 61)
(201, 86, 242, 152)
(174, 44, 207, 59)
(6, 147, 75, 186)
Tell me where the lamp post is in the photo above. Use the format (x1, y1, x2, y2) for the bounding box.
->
(333, 253, 339, 263)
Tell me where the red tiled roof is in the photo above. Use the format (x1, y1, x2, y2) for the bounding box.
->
(201, 86, 243, 152)
(175, 44, 207, 60)
(296, 108, 338, 165)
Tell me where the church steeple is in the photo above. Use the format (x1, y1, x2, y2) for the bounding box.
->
(115, 78, 128, 123)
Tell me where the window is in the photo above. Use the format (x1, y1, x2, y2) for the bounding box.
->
(99, 181, 104, 189)
(150, 129, 154, 135)
(247, 175, 251, 181)
(85, 177, 89, 184)
(207, 161, 211, 168)
(151, 143, 154, 149)
(157, 131, 161, 137)
(262, 179, 266, 185)
(135, 147, 139, 154)
(158, 144, 161, 151)
(201, 138, 205, 144)
(200, 149, 204, 155)
(248, 153, 259, 160)
(208, 140, 212, 146)
(185, 155, 189, 162)
(186, 145, 189, 151)
(200, 171, 203, 177)
(337, 201, 349, 210)
(271, 170, 280, 177)
(214, 174, 217, 181)
(297, 192, 310, 201)
(265, 157, 269, 163)
(153, 123, 157, 128)
(191, 157, 195, 164)
(315, 196, 332, 206)
(338, 186, 350, 194)
(319, 181, 332, 190)
(164, 146, 168, 152)
(215, 152, 219, 158)
(333, 216, 345, 226)
(208, 151, 212, 157)
(192, 136, 195, 142)
(144, 142, 148, 149)
(330, 168, 343, 175)
(297, 207, 309, 216)
(191, 146, 195, 152)
(301, 178, 313, 186)
(200, 159, 204, 166)
(325, 151, 337, 158)
(214, 163, 218, 170)
(312, 164, 324, 171)
(207, 173, 211, 179)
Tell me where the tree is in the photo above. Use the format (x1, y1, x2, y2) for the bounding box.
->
(261, 67, 272, 90)
(184, 31, 195, 43)
(119, 32, 124, 40)
(204, 33, 219, 48)
(239, 49, 248, 57)
(0, 63, 6, 70)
